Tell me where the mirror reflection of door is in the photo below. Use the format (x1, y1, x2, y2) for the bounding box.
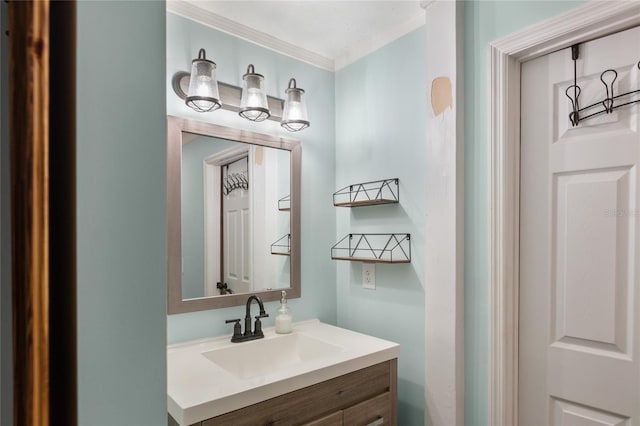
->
(201, 144, 250, 297)
(222, 157, 251, 294)
(181, 132, 292, 301)
(172, 121, 299, 312)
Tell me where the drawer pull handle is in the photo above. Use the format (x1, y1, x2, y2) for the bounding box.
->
(366, 417, 384, 426)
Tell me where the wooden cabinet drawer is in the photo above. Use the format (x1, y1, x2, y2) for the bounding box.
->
(302, 411, 343, 426)
(202, 361, 391, 426)
(343, 392, 392, 426)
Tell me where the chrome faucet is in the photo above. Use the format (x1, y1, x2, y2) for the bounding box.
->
(225, 295, 269, 343)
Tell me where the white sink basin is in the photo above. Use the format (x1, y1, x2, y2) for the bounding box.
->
(167, 319, 399, 426)
(202, 333, 343, 379)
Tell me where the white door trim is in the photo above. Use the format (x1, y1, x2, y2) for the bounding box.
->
(488, 2, 640, 425)
(422, 1, 465, 424)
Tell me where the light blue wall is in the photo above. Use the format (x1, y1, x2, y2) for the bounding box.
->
(0, 2, 11, 425)
(463, 1, 585, 425)
(335, 28, 426, 426)
(166, 13, 337, 343)
(76, 2, 167, 425)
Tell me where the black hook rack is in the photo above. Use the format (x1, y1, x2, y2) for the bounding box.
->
(222, 171, 249, 195)
(222, 158, 249, 195)
(566, 44, 640, 126)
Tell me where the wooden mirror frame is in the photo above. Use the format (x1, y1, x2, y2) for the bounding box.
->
(166, 116, 301, 314)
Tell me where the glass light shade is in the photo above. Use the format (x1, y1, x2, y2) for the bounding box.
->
(281, 78, 310, 132)
(239, 64, 270, 122)
(185, 49, 221, 113)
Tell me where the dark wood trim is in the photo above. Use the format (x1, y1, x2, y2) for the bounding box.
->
(8, 1, 77, 424)
(9, 1, 51, 424)
(49, 1, 77, 425)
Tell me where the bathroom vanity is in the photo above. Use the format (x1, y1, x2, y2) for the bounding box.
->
(167, 320, 399, 426)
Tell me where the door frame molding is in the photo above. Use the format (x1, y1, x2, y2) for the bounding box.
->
(489, 2, 640, 425)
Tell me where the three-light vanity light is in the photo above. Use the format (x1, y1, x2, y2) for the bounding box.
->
(178, 48, 310, 132)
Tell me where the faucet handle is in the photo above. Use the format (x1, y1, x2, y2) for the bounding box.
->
(253, 315, 268, 337)
(225, 318, 242, 342)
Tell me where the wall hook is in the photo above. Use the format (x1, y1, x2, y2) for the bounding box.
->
(565, 85, 581, 126)
(600, 69, 617, 114)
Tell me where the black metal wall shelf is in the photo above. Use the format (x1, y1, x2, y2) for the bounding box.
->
(331, 233, 411, 263)
(278, 194, 290, 211)
(271, 234, 291, 256)
(333, 178, 399, 207)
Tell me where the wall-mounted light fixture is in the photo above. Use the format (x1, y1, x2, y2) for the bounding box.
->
(172, 49, 310, 132)
(281, 79, 310, 132)
(239, 64, 270, 122)
(185, 49, 221, 113)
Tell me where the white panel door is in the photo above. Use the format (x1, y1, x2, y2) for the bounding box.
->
(520, 26, 640, 426)
(222, 157, 251, 294)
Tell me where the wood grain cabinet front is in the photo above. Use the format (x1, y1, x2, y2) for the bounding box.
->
(302, 411, 344, 426)
(343, 392, 392, 426)
(182, 359, 397, 426)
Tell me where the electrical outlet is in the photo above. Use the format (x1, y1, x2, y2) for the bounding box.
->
(362, 263, 375, 289)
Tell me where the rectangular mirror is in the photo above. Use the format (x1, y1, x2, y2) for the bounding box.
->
(167, 116, 301, 313)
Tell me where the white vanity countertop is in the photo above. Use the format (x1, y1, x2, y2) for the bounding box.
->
(167, 319, 400, 425)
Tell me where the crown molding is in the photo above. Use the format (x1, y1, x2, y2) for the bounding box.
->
(167, 0, 335, 71)
(168, 0, 425, 72)
(334, 11, 425, 71)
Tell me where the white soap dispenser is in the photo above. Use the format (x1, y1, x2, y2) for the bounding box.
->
(275, 290, 292, 334)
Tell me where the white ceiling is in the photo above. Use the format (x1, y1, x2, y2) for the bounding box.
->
(169, 0, 425, 70)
